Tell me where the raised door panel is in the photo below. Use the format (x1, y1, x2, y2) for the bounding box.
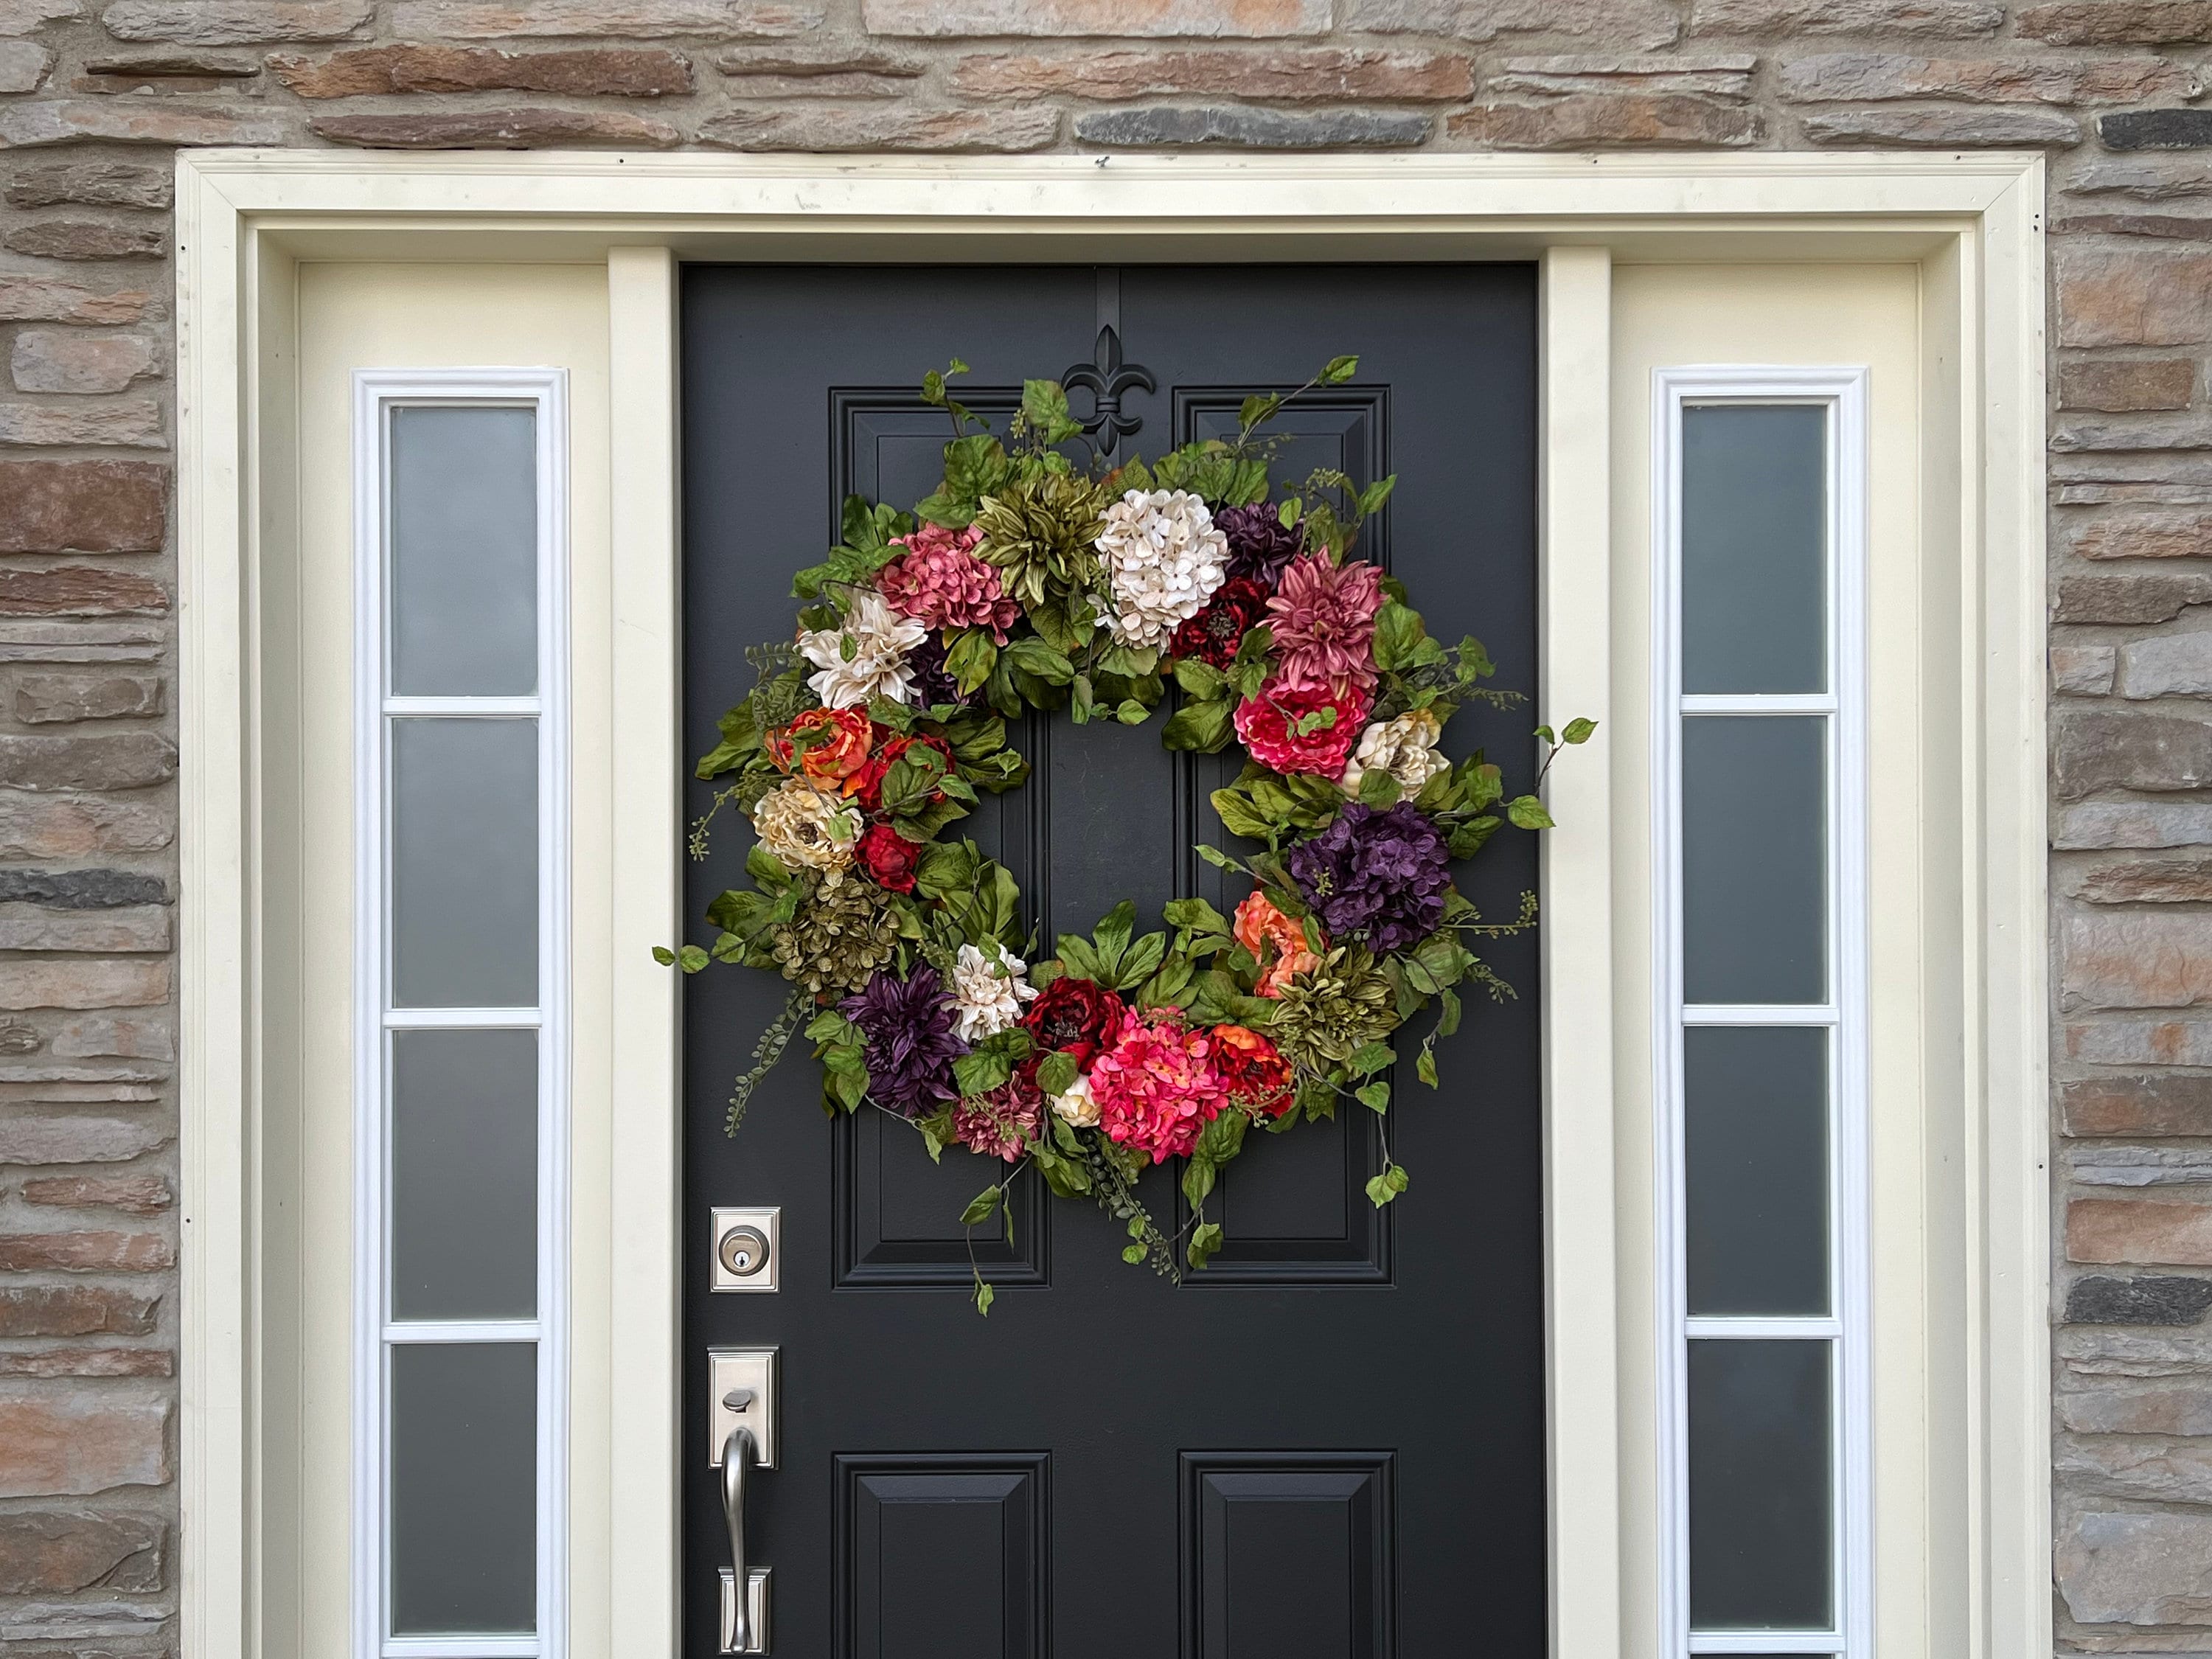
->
(836, 1454, 1048, 1659)
(1181, 1453, 1395, 1659)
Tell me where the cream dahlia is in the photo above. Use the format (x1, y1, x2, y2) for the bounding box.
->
(947, 942, 1038, 1043)
(797, 589, 928, 709)
(1096, 488, 1231, 650)
(1338, 708, 1450, 798)
(1265, 552, 1385, 693)
(750, 778, 860, 871)
(876, 524, 1022, 643)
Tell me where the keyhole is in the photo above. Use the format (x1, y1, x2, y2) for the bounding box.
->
(719, 1225, 771, 1278)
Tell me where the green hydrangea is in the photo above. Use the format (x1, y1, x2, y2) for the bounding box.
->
(768, 869, 900, 996)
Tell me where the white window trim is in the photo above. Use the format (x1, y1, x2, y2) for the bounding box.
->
(350, 369, 573, 1659)
(1650, 368, 1871, 1659)
(173, 152, 2048, 1659)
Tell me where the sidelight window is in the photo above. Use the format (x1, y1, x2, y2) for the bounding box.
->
(1653, 371, 1870, 1659)
(353, 372, 570, 1659)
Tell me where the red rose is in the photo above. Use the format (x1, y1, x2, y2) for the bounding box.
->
(1169, 577, 1272, 669)
(857, 821, 922, 893)
(1211, 1023, 1296, 1118)
(852, 732, 956, 813)
(1020, 975, 1126, 1066)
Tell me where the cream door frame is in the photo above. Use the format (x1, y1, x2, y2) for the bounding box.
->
(174, 150, 2047, 1659)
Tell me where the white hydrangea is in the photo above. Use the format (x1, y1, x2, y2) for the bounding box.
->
(750, 779, 860, 870)
(1339, 709, 1452, 799)
(796, 589, 928, 709)
(1095, 488, 1230, 650)
(1049, 1072, 1100, 1128)
(948, 942, 1038, 1043)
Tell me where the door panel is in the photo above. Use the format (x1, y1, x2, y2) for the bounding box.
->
(681, 263, 1542, 1658)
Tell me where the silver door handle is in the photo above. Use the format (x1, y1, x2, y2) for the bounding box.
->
(720, 1422, 762, 1652)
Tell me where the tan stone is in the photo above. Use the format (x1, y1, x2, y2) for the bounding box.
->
(2064, 1379, 2212, 1433)
(2, 219, 164, 260)
(0, 569, 167, 618)
(951, 48, 1473, 102)
(0, 1394, 167, 1496)
(0, 961, 167, 1009)
(2073, 1195, 2212, 1264)
(2054, 642, 2118, 693)
(2022, 0, 2212, 40)
(2073, 510, 2212, 558)
(12, 674, 164, 723)
(0, 1110, 168, 1164)
(711, 44, 922, 74)
(310, 106, 682, 147)
(1453, 93, 1760, 147)
(2061, 248, 2212, 346)
(0, 1231, 171, 1272)
(2065, 914, 2212, 1009)
(0, 403, 161, 449)
(52, 1015, 172, 1060)
(0, 1347, 170, 1378)
(0, 1285, 153, 1338)
(269, 42, 692, 97)
(0, 908, 169, 952)
(2056, 211, 2212, 239)
(1488, 52, 1754, 97)
(10, 334, 158, 396)
(391, 0, 822, 35)
(1800, 105, 2081, 144)
(0, 38, 46, 89)
(2075, 859, 2212, 903)
(703, 105, 1061, 150)
(0, 278, 150, 327)
(1, 161, 169, 210)
(0, 734, 175, 792)
(0, 99, 286, 146)
(99, 0, 369, 42)
(0, 1, 80, 32)
(21, 1175, 172, 1216)
(0, 1511, 162, 1596)
(0, 462, 164, 554)
(0, 797, 171, 857)
(2062, 358, 2195, 411)
(1693, 0, 2003, 32)
(868, 0, 1327, 35)
(1344, 0, 1677, 42)
(1781, 50, 2196, 102)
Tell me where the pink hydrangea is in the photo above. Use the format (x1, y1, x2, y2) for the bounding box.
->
(876, 524, 1022, 643)
(1265, 552, 1385, 692)
(1087, 1007, 1232, 1164)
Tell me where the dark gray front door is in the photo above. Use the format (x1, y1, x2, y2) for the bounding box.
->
(679, 263, 1543, 1658)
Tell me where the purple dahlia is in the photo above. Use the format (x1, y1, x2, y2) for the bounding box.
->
(841, 964, 969, 1117)
(903, 633, 973, 711)
(1286, 801, 1452, 956)
(1214, 503, 1305, 587)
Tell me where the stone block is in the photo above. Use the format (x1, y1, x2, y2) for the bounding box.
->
(2054, 709, 2212, 796)
(704, 106, 1061, 150)
(0, 402, 162, 450)
(2062, 1374, 2212, 1427)
(2107, 108, 2212, 149)
(392, 0, 824, 34)
(2072, 510, 2212, 557)
(2056, 414, 2212, 451)
(2, 220, 162, 262)
(10, 334, 159, 396)
(2023, 0, 2212, 40)
(1781, 50, 2195, 102)
(951, 47, 1474, 102)
(2066, 1273, 2212, 1321)
(2061, 1433, 2212, 1503)
(0, 908, 170, 952)
(2071, 1020, 2212, 1064)
(1693, 0, 2002, 32)
(2061, 248, 2212, 346)
(1, 161, 170, 210)
(2126, 633, 2212, 697)
(2073, 858, 2212, 902)
(0, 1286, 153, 1338)
(52, 1015, 172, 1060)
(2058, 1511, 2212, 1624)
(0, 1232, 172, 1272)
(2066, 1073, 2212, 1133)
(1486, 52, 1755, 97)
(271, 42, 692, 97)
(2065, 912, 2212, 1009)
(2071, 156, 2212, 197)
(2059, 572, 2212, 623)
(99, 0, 367, 41)
(0, 99, 286, 147)
(2058, 211, 2212, 240)
(310, 107, 681, 147)
(0, 571, 164, 622)
(0, 1510, 161, 1595)
(0, 1394, 167, 1497)
(10, 675, 164, 724)
(0, 1109, 167, 1162)
(0, 1, 81, 32)
(1800, 106, 2081, 145)
(1076, 105, 1430, 147)
(0, 277, 150, 327)
(0, 866, 164, 906)
(866, 0, 1324, 33)
(711, 44, 923, 75)
(0, 37, 46, 88)
(0, 1346, 170, 1377)
(1346, 0, 1677, 40)
(21, 1175, 172, 1216)
(1454, 93, 1759, 146)
(0, 462, 164, 555)
(2062, 360, 2198, 411)
(2071, 1194, 2212, 1263)
(0, 620, 163, 664)
(0, 960, 168, 1009)
(0, 734, 175, 792)
(0, 797, 172, 857)
(2076, 1145, 2212, 1185)
(2054, 644, 2118, 694)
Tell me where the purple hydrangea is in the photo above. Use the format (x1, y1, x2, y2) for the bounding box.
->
(1214, 503, 1305, 587)
(1286, 802, 1452, 956)
(841, 964, 969, 1117)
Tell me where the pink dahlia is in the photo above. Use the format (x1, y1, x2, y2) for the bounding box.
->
(953, 1077, 1044, 1164)
(1234, 678, 1370, 779)
(1265, 552, 1385, 693)
(876, 524, 1021, 643)
(1088, 1007, 1233, 1164)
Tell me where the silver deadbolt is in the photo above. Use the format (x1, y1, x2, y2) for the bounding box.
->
(711, 1206, 779, 1293)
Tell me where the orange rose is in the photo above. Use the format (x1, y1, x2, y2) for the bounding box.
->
(1233, 890, 1324, 998)
(768, 707, 874, 789)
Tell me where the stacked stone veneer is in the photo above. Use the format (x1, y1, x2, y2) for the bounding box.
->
(2, 0, 2211, 1649)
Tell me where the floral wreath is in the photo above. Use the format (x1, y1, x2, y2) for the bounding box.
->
(663, 355, 1590, 1312)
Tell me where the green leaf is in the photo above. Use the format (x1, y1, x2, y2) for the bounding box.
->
(1562, 716, 1599, 745)
(1371, 600, 1427, 672)
(676, 945, 709, 973)
(1321, 355, 1358, 384)
(1093, 900, 1136, 960)
(1356, 767, 1403, 809)
(1182, 1156, 1217, 1209)
(1121, 1242, 1147, 1265)
(1208, 787, 1277, 843)
(1174, 658, 1228, 700)
(1163, 897, 1231, 936)
(1447, 816, 1501, 860)
(1161, 696, 1234, 752)
(1194, 843, 1240, 872)
(1357, 474, 1397, 515)
(1187, 1221, 1225, 1272)
(1070, 672, 1097, 726)
(651, 945, 677, 966)
(1034, 1050, 1079, 1096)
(960, 1186, 1003, 1227)
(945, 628, 998, 695)
(1054, 935, 1106, 984)
(1357, 1080, 1391, 1112)
(1364, 1172, 1397, 1208)
(1506, 794, 1556, 831)
(974, 1279, 995, 1317)
(1114, 931, 1167, 991)
(1346, 1041, 1396, 1077)
(1416, 1046, 1440, 1088)
(1194, 1109, 1248, 1164)
(1004, 636, 1075, 686)
(1436, 986, 1462, 1037)
(1116, 698, 1150, 726)
(953, 1049, 1012, 1098)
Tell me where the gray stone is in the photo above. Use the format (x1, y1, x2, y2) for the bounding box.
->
(2071, 158, 2212, 198)
(2058, 1511, 2212, 1624)
(2126, 633, 2212, 697)
(0, 622, 164, 665)
(0, 402, 162, 450)
(2059, 1434, 2212, 1503)
(2062, 1326, 2212, 1372)
(52, 1016, 172, 1060)
(1343, 0, 1677, 42)
(12, 675, 164, 725)
(2054, 709, 2212, 797)
(99, 0, 369, 43)
(863, 0, 1328, 35)
(0, 796, 171, 858)
(0, 1, 80, 32)
(2063, 912, 2212, 1009)
(2075, 856, 2212, 902)
(0, 1111, 169, 1165)
(10, 333, 158, 396)
(1801, 106, 2082, 145)
(0, 735, 173, 793)
(0, 38, 46, 89)
(0, 99, 287, 147)
(2070, 1019, 2212, 1065)
(2056, 643, 2118, 695)
(2060, 573, 2212, 624)
(2057, 416, 2212, 450)
(2107, 108, 2212, 148)
(1693, 0, 2003, 32)
(1, 161, 170, 211)
(1782, 49, 2197, 103)
(703, 106, 1061, 151)
(2063, 1377, 2212, 1432)
(1073, 105, 1430, 147)
(395, 0, 826, 35)
(1488, 52, 1754, 97)
(0, 869, 161, 911)
(0, 908, 170, 953)
(2077, 1147, 2212, 1185)
(0, 1510, 162, 1595)
(2066, 1273, 2212, 1321)
(2058, 801, 2212, 847)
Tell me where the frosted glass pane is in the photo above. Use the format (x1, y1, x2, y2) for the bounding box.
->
(391, 1029, 536, 1321)
(389, 405, 538, 697)
(1682, 717, 1826, 1005)
(1686, 1026, 1829, 1317)
(392, 717, 538, 1009)
(1688, 1339, 1832, 1630)
(390, 1341, 536, 1635)
(1682, 404, 1826, 695)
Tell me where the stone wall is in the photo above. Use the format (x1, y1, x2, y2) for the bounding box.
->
(0, 0, 2202, 1649)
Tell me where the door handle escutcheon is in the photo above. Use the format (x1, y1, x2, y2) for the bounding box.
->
(719, 1422, 771, 1652)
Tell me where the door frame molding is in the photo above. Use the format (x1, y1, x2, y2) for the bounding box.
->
(174, 150, 2046, 1659)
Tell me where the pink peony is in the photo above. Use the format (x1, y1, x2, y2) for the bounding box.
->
(876, 524, 1022, 643)
(1087, 1007, 1232, 1164)
(1234, 678, 1370, 779)
(1265, 552, 1385, 693)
